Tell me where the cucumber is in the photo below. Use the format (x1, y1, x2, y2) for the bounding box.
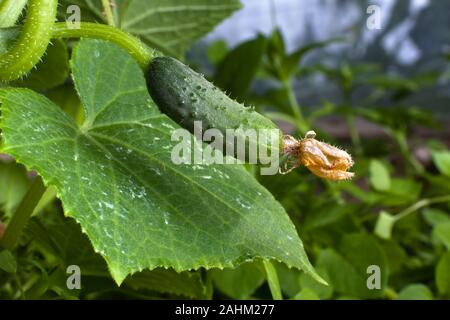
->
(146, 56, 283, 163)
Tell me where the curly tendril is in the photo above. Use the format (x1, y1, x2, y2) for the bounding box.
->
(0, 0, 57, 81)
(0, 0, 154, 82)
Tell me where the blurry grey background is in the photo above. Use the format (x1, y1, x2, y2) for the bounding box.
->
(191, 0, 450, 116)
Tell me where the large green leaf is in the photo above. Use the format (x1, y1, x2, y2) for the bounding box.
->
(397, 284, 433, 300)
(0, 249, 16, 273)
(120, 0, 242, 57)
(432, 149, 450, 177)
(369, 159, 391, 191)
(0, 39, 319, 285)
(433, 222, 450, 250)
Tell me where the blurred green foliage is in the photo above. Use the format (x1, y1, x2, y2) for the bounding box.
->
(201, 28, 450, 300)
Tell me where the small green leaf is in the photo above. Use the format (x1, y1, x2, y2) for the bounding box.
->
(374, 211, 396, 240)
(433, 222, 450, 250)
(436, 252, 450, 296)
(263, 260, 283, 300)
(207, 40, 228, 64)
(422, 208, 450, 227)
(211, 262, 265, 299)
(0, 39, 319, 285)
(432, 150, 450, 177)
(126, 269, 209, 299)
(369, 159, 391, 191)
(0, 249, 16, 273)
(397, 284, 433, 300)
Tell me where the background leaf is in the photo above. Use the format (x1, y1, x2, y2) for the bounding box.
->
(214, 35, 267, 101)
(369, 159, 391, 191)
(433, 222, 450, 250)
(211, 262, 265, 299)
(119, 0, 241, 57)
(397, 284, 433, 300)
(374, 211, 396, 240)
(436, 252, 450, 297)
(0, 249, 16, 273)
(432, 150, 450, 177)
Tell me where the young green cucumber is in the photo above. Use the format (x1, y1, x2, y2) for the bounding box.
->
(146, 56, 283, 163)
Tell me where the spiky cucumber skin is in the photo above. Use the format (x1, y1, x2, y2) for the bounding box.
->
(146, 57, 283, 158)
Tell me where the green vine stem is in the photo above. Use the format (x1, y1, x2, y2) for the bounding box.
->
(263, 260, 283, 300)
(0, 176, 46, 250)
(52, 22, 153, 70)
(101, 0, 115, 27)
(393, 195, 450, 222)
(0, 0, 57, 81)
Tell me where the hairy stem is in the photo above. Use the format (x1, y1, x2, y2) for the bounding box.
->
(0, 0, 57, 81)
(0, 176, 46, 250)
(101, 0, 115, 27)
(0, 0, 28, 27)
(52, 22, 154, 70)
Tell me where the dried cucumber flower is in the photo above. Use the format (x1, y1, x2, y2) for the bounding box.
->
(281, 131, 354, 181)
